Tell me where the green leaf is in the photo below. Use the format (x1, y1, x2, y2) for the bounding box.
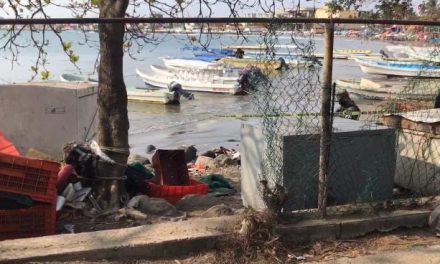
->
(62, 41, 72, 51)
(91, 0, 100, 6)
(30, 66, 38, 72)
(69, 54, 80, 63)
(40, 71, 50, 80)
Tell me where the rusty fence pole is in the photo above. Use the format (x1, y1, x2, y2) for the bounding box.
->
(318, 22, 335, 218)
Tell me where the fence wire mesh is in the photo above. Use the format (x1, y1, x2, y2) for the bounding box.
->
(248, 23, 323, 212)
(246, 22, 440, 216)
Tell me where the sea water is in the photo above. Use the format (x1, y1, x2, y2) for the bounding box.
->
(0, 30, 388, 153)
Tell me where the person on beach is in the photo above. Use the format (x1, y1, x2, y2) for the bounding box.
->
(336, 90, 360, 120)
(235, 48, 244, 59)
(434, 90, 440, 108)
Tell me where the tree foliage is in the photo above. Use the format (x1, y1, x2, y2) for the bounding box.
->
(375, 0, 414, 19)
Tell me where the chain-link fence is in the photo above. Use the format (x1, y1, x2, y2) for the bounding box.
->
(242, 21, 440, 217)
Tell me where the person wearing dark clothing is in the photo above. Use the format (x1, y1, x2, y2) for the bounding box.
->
(235, 48, 244, 59)
(336, 90, 361, 120)
(435, 90, 440, 108)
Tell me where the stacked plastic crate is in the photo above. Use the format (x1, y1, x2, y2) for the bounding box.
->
(0, 137, 60, 240)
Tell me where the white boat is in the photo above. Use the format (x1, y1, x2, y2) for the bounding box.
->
(136, 68, 242, 95)
(162, 58, 216, 70)
(354, 57, 440, 77)
(336, 78, 437, 101)
(60, 73, 98, 83)
(407, 47, 440, 63)
(61, 73, 177, 104)
(386, 44, 412, 58)
(126, 87, 179, 105)
(150, 65, 240, 82)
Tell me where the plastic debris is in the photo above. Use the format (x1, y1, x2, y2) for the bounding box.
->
(64, 224, 75, 234)
(62, 183, 76, 202)
(56, 196, 66, 211)
(72, 187, 92, 202)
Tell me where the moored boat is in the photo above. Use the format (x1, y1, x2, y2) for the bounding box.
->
(150, 65, 240, 81)
(354, 57, 440, 77)
(136, 68, 242, 95)
(336, 78, 437, 100)
(217, 57, 309, 73)
(334, 49, 372, 55)
(60, 73, 98, 83)
(162, 58, 216, 70)
(126, 87, 180, 105)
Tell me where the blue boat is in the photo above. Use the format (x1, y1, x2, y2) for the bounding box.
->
(355, 57, 440, 77)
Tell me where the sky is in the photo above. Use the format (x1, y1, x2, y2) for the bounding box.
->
(0, 0, 429, 18)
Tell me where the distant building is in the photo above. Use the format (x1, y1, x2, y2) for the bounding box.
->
(278, 7, 316, 18)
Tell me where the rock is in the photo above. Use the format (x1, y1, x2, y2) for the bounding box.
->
(127, 154, 150, 165)
(175, 194, 220, 211)
(127, 195, 178, 216)
(201, 204, 234, 217)
(214, 154, 236, 166)
(179, 145, 198, 163)
(200, 150, 216, 159)
(119, 208, 148, 221)
(195, 156, 217, 169)
(145, 145, 156, 154)
(232, 152, 240, 161)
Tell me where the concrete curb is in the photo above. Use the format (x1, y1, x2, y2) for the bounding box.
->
(275, 210, 430, 244)
(0, 210, 431, 262)
(0, 215, 240, 263)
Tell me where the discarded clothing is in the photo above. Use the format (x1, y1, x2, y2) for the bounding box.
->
(126, 162, 154, 195)
(199, 174, 235, 196)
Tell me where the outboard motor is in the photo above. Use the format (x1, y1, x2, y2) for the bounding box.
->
(168, 81, 194, 100)
(237, 67, 268, 94)
(237, 68, 252, 94)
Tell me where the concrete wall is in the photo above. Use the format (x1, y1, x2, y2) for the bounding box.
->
(395, 129, 440, 195)
(0, 82, 97, 159)
(241, 123, 267, 210)
(241, 118, 396, 211)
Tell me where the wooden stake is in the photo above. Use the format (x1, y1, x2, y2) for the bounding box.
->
(318, 22, 334, 218)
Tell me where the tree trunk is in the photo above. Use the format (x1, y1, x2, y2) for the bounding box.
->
(97, 0, 130, 209)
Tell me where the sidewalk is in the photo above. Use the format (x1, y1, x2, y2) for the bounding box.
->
(318, 244, 440, 264)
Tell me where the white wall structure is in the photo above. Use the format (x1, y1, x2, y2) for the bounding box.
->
(0, 82, 98, 159)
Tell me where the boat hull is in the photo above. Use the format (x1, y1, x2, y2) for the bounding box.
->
(127, 89, 179, 105)
(136, 68, 241, 95)
(355, 58, 440, 78)
(336, 79, 436, 101)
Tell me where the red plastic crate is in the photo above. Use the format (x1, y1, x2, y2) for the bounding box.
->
(146, 179, 209, 204)
(0, 132, 19, 156)
(0, 203, 56, 241)
(0, 153, 60, 204)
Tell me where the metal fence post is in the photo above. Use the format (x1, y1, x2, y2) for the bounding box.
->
(318, 22, 334, 218)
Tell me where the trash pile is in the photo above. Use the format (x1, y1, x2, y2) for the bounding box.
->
(56, 142, 240, 233)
